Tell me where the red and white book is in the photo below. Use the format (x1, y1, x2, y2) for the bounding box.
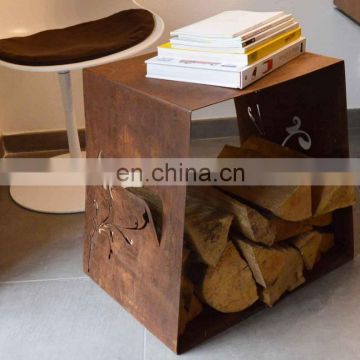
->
(146, 37, 306, 89)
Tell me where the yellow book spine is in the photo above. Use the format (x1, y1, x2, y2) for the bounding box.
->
(247, 28, 302, 64)
(160, 43, 173, 49)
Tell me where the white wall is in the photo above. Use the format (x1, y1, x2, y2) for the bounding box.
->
(0, 0, 359, 134)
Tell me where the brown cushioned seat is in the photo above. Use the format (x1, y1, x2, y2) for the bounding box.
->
(0, 9, 155, 66)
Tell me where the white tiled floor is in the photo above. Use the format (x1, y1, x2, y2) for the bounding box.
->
(0, 202, 84, 283)
(145, 258, 360, 360)
(1, 136, 360, 360)
(0, 279, 144, 360)
(1, 259, 360, 360)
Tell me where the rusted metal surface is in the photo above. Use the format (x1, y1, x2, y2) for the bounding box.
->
(335, 0, 360, 23)
(83, 52, 354, 353)
(234, 60, 354, 256)
(87, 52, 342, 111)
(84, 70, 191, 352)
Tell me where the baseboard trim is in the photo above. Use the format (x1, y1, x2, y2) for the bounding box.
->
(2, 109, 359, 156)
(191, 117, 239, 139)
(0, 134, 5, 158)
(193, 108, 360, 139)
(348, 109, 360, 128)
(3, 129, 86, 157)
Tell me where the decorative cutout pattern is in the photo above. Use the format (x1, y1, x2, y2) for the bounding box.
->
(87, 151, 163, 273)
(87, 186, 150, 273)
(282, 116, 312, 151)
(248, 105, 266, 136)
(247, 104, 312, 151)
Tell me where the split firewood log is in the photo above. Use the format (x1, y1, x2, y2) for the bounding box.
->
(291, 231, 322, 270)
(179, 276, 203, 335)
(241, 136, 357, 216)
(319, 233, 335, 254)
(235, 236, 305, 307)
(185, 196, 233, 267)
(189, 187, 313, 244)
(271, 217, 312, 242)
(260, 248, 305, 307)
(222, 184, 312, 222)
(312, 186, 357, 215)
(235, 239, 286, 288)
(291, 231, 335, 270)
(188, 186, 276, 245)
(308, 212, 333, 227)
(218, 145, 312, 221)
(201, 242, 258, 313)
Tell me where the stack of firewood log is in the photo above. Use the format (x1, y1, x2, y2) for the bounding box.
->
(179, 136, 356, 334)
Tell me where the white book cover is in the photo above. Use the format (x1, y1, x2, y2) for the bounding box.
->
(146, 38, 306, 89)
(170, 18, 296, 48)
(171, 22, 299, 54)
(170, 10, 285, 39)
(157, 45, 249, 66)
(173, 14, 293, 42)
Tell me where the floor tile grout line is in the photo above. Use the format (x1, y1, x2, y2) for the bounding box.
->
(0, 276, 90, 285)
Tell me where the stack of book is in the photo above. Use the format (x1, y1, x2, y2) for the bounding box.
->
(146, 10, 306, 89)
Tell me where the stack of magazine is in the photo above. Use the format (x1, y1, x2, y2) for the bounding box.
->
(146, 10, 306, 89)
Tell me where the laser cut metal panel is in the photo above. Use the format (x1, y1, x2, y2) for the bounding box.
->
(83, 52, 355, 354)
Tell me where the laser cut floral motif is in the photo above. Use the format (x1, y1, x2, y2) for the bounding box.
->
(248, 105, 266, 136)
(87, 151, 163, 273)
(248, 104, 312, 151)
(87, 186, 150, 273)
(282, 116, 312, 150)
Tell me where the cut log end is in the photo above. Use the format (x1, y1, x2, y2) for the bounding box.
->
(188, 187, 276, 245)
(273, 217, 313, 242)
(319, 233, 335, 254)
(291, 231, 322, 271)
(308, 212, 333, 227)
(236, 238, 287, 288)
(313, 186, 357, 216)
(218, 144, 312, 222)
(202, 242, 258, 313)
(179, 137, 347, 317)
(185, 197, 233, 267)
(241, 137, 356, 217)
(261, 247, 305, 307)
(235, 236, 305, 307)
